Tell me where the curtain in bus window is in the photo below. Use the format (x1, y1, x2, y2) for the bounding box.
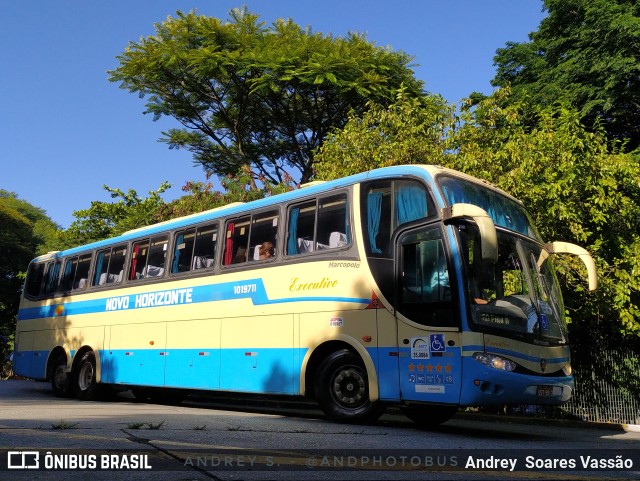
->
(440, 182, 465, 205)
(367, 192, 383, 254)
(94, 252, 105, 285)
(287, 208, 299, 255)
(344, 200, 351, 243)
(224, 223, 235, 265)
(172, 233, 184, 273)
(61, 258, 74, 291)
(440, 179, 530, 235)
(45, 262, 60, 294)
(396, 185, 427, 225)
(129, 244, 140, 280)
(63, 259, 73, 277)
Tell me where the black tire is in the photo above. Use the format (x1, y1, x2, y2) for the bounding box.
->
(401, 405, 457, 429)
(315, 349, 385, 423)
(74, 351, 100, 401)
(50, 354, 72, 398)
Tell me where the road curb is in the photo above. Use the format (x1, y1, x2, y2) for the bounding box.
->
(454, 411, 639, 432)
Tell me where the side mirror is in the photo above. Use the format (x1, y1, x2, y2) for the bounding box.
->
(442, 204, 498, 263)
(545, 242, 598, 291)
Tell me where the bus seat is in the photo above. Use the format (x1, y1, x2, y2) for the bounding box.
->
(298, 238, 314, 253)
(192, 256, 214, 269)
(329, 232, 347, 248)
(253, 245, 261, 260)
(142, 265, 164, 278)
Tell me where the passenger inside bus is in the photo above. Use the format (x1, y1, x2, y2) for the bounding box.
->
(258, 241, 274, 260)
(234, 246, 247, 264)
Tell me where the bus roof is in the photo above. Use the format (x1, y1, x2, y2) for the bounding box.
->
(32, 164, 518, 261)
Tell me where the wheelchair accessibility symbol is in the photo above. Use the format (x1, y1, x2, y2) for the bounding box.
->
(429, 334, 446, 353)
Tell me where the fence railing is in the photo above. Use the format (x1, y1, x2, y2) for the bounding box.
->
(561, 349, 640, 425)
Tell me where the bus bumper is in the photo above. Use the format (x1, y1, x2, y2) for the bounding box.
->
(459, 356, 574, 406)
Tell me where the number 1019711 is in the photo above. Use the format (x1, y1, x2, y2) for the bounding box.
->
(233, 283, 257, 295)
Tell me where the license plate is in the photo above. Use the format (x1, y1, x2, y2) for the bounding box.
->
(537, 385, 554, 397)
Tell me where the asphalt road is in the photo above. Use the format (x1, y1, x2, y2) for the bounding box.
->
(0, 380, 638, 481)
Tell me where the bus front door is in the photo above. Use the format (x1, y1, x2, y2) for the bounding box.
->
(396, 226, 462, 405)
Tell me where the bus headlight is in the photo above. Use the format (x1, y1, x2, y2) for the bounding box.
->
(473, 352, 516, 372)
(562, 364, 572, 376)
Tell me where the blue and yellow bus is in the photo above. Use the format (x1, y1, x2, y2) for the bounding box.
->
(14, 165, 597, 426)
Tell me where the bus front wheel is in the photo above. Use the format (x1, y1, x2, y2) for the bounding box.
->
(316, 349, 384, 423)
(74, 351, 99, 401)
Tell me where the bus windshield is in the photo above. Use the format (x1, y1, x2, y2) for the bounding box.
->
(438, 175, 542, 241)
(459, 225, 567, 344)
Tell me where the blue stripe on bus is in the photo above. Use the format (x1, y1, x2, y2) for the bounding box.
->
(17, 278, 370, 321)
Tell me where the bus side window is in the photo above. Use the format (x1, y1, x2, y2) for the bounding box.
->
(173, 228, 196, 273)
(317, 195, 348, 250)
(287, 201, 316, 255)
(192, 224, 217, 269)
(172, 223, 218, 273)
(249, 211, 278, 261)
(286, 194, 348, 256)
(223, 216, 250, 266)
(42, 261, 61, 296)
(365, 185, 392, 256)
(398, 228, 456, 327)
(60, 253, 92, 292)
(107, 245, 127, 284)
(129, 237, 167, 280)
(129, 240, 150, 280)
(94, 245, 127, 286)
(74, 254, 92, 290)
(24, 262, 46, 298)
(364, 180, 435, 258)
(60, 257, 78, 292)
(94, 249, 111, 286)
(144, 236, 168, 277)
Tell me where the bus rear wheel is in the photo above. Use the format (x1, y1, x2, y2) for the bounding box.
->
(50, 354, 72, 398)
(316, 349, 384, 423)
(401, 405, 457, 429)
(74, 351, 99, 401)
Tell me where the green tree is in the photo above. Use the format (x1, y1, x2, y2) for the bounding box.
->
(0, 191, 59, 352)
(157, 166, 295, 220)
(109, 8, 424, 184)
(58, 182, 171, 248)
(492, 0, 640, 148)
(450, 89, 640, 339)
(316, 88, 640, 338)
(314, 88, 453, 179)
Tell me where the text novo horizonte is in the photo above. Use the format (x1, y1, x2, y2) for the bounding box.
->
(105, 288, 193, 311)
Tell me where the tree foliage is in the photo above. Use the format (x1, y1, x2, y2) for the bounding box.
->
(0, 191, 59, 339)
(57, 170, 295, 249)
(450, 90, 640, 339)
(58, 182, 171, 248)
(314, 88, 453, 179)
(316, 88, 640, 338)
(109, 8, 424, 184)
(492, 0, 640, 149)
(157, 167, 295, 220)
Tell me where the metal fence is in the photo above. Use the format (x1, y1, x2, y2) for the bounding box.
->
(561, 349, 640, 425)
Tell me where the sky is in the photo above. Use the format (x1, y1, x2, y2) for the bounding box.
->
(0, 1, 546, 229)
